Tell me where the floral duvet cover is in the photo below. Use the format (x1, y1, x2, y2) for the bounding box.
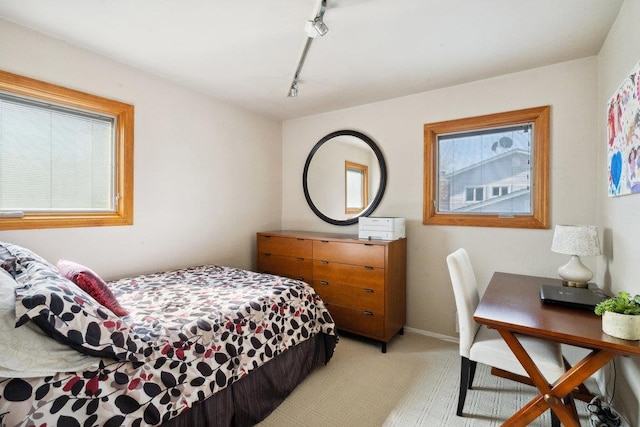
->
(0, 261, 336, 427)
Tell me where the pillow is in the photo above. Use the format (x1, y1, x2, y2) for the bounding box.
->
(1, 241, 55, 273)
(14, 259, 149, 362)
(0, 243, 23, 278)
(0, 267, 100, 377)
(57, 259, 129, 316)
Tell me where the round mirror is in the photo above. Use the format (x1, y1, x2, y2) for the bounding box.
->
(303, 130, 387, 226)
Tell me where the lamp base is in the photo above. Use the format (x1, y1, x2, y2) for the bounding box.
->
(562, 280, 589, 288)
(557, 255, 593, 288)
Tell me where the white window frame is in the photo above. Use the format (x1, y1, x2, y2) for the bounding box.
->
(491, 185, 510, 198)
(464, 186, 485, 202)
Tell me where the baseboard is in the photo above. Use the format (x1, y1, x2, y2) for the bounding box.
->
(403, 326, 459, 344)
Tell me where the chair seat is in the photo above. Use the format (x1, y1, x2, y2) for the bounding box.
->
(470, 325, 565, 383)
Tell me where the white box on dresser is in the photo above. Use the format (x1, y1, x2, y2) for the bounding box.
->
(358, 217, 405, 240)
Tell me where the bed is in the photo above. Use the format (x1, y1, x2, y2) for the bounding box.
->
(0, 242, 337, 426)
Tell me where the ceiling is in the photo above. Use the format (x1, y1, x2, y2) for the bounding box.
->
(0, 0, 624, 121)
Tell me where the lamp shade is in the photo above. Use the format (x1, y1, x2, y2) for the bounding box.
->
(551, 225, 600, 256)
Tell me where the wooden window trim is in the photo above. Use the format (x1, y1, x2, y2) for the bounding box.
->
(345, 160, 369, 214)
(0, 70, 134, 230)
(423, 106, 549, 229)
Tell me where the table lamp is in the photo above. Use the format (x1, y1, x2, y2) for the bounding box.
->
(550, 225, 601, 287)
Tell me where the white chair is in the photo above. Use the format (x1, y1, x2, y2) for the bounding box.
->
(446, 248, 566, 420)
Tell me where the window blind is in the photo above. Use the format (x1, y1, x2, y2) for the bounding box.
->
(0, 93, 115, 212)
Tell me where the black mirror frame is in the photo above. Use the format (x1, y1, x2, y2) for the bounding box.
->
(302, 129, 387, 226)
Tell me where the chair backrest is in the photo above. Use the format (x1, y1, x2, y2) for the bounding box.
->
(446, 248, 481, 358)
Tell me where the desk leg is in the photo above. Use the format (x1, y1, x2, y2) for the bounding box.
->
(497, 329, 615, 427)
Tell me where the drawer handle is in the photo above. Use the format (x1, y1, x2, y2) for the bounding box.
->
(297, 257, 305, 261)
(363, 311, 374, 316)
(364, 243, 374, 246)
(297, 238, 305, 241)
(363, 288, 374, 293)
(321, 260, 329, 264)
(320, 281, 329, 286)
(364, 266, 374, 270)
(320, 240, 329, 243)
(264, 253, 272, 257)
(295, 276, 304, 280)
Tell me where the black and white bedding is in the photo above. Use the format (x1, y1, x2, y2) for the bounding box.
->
(0, 242, 337, 426)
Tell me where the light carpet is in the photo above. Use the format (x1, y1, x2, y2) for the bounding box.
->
(258, 332, 591, 426)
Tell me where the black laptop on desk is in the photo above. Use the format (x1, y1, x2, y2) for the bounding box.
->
(540, 284, 609, 311)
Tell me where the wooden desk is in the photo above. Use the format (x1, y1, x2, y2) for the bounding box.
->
(474, 272, 640, 426)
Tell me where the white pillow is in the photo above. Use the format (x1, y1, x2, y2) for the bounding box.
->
(0, 268, 101, 377)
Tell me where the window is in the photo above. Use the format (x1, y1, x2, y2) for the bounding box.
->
(423, 106, 549, 228)
(491, 186, 509, 197)
(0, 70, 134, 230)
(345, 160, 369, 214)
(465, 186, 485, 202)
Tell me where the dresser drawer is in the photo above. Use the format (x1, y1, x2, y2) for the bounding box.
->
(313, 240, 385, 268)
(258, 235, 313, 258)
(257, 231, 406, 350)
(325, 304, 384, 339)
(257, 254, 312, 282)
(313, 260, 384, 291)
(313, 279, 384, 313)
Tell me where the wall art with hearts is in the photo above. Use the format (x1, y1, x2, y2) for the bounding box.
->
(608, 58, 640, 197)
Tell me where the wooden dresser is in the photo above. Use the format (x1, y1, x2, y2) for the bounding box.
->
(256, 230, 406, 352)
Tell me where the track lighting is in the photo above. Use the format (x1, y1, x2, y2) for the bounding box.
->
(312, 18, 328, 37)
(306, 16, 328, 38)
(287, 81, 298, 97)
(311, 0, 329, 37)
(286, 0, 328, 97)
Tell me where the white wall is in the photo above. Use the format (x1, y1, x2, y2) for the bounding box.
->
(597, 0, 640, 423)
(283, 57, 599, 339)
(0, 19, 283, 279)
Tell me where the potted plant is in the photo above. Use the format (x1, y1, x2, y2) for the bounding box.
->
(595, 291, 640, 340)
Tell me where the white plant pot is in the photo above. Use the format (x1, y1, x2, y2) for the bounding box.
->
(602, 311, 640, 340)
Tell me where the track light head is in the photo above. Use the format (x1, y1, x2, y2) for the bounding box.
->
(287, 81, 298, 97)
(308, 1, 329, 37)
(305, 18, 328, 38)
(312, 18, 328, 36)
